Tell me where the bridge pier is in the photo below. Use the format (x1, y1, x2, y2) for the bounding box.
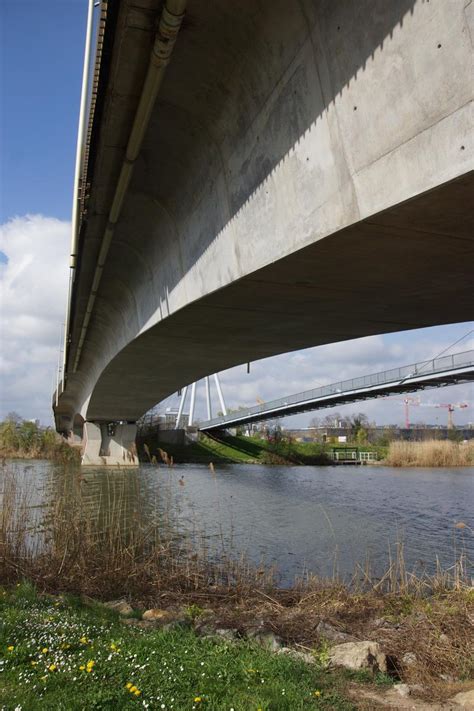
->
(82, 422, 138, 466)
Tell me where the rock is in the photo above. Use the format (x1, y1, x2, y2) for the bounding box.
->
(316, 620, 354, 643)
(195, 623, 216, 637)
(104, 599, 134, 616)
(120, 618, 141, 627)
(278, 647, 315, 665)
(451, 690, 474, 708)
(247, 630, 282, 652)
(214, 628, 239, 641)
(142, 608, 172, 622)
(162, 618, 191, 632)
(328, 641, 387, 673)
(142, 609, 190, 630)
(402, 652, 417, 666)
(394, 683, 411, 698)
(371, 618, 386, 629)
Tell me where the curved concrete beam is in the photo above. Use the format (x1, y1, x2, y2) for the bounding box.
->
(56, 0, 474, 426)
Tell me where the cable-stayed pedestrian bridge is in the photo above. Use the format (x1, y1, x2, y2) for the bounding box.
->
(199, 350, 474, 431)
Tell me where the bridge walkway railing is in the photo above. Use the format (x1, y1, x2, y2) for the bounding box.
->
(200, 349, 474, 430)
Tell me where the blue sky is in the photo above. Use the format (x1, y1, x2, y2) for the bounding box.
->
(0, 1, 472, 426)
(0, 0, 86, 223)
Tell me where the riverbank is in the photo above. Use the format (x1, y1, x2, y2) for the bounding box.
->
(139, 434, 474, 468)
(1, 582, 473, 710)
(138, 433, 385, 466)
(1, 461, 472, 706)
(0, 418, 80, 464)
(1, 582, 359, 710)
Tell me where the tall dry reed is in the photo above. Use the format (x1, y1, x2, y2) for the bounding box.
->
(0, 463, 275, 601)
(1, 461, 470, 603)
(384, 439, 474, 467)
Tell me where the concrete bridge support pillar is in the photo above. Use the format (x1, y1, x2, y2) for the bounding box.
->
(82, 422, 138, 466)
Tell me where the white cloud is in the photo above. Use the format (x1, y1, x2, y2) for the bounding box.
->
(160, 328, 474, 428)
(0, 215, 472, 429)
(0, 215, 70, 424)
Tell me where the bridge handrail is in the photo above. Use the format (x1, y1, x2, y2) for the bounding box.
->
(202, 349, 474, 427)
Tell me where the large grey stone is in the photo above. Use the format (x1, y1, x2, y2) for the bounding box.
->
(142, 608, 173, 623)
(451, 690, 474, 708)
(329, 641, 387, 673)
(247, 629, 283, 652)
(394, 683, 411, 698)
(316, 620, 354, 643)
(104, 599, 134, 616)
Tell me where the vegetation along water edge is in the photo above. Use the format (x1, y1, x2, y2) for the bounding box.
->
(1, 461, 473, 708)
(2, 415, 474, 467)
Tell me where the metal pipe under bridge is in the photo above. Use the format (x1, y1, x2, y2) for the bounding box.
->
(199, 350, 474, 431)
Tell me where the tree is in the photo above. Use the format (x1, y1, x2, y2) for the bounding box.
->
(348, 413, 369, 439)
(356, 427, 368, 445)
(321, 412, 344, 428)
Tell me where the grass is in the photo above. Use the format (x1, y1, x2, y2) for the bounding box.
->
(0, 582, 356, 710)
(384, 440, 474, 467)
(1, 460, 473, 702)
(137, 434, 373, 466)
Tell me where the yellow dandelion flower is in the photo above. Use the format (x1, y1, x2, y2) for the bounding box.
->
(48, 664, 57, 672)
(41, 647, 48, 654)
(194, 697, 202, 703)
(110, 643, 117, 650)
(79, 665, 85, 671)
(130, 685, 137, 693)
(125, 682, 133, 689)
(134, 689, 141, 696)
(86, 667, 93, 673)
(313, 690, 321, 697)
(31, 661, 38, 666)
(7, 646, 14, 652)
(80, 636, 88, 644)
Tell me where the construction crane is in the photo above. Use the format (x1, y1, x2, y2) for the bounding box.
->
(418, 402, 469, 429)
(393, 396, 420, 428)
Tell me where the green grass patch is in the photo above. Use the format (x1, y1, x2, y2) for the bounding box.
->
(138, 433, 387, 466)
(0, 583, 355, 710)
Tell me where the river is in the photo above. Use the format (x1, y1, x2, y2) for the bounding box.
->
(3, 460, 473, 586)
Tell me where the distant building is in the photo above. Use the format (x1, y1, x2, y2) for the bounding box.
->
(284, 424, 474, 442)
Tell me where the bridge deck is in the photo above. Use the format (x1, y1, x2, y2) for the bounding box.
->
(199, 350, 474, 431)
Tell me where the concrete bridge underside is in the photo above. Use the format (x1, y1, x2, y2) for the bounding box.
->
(55, 0, 473, 461)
